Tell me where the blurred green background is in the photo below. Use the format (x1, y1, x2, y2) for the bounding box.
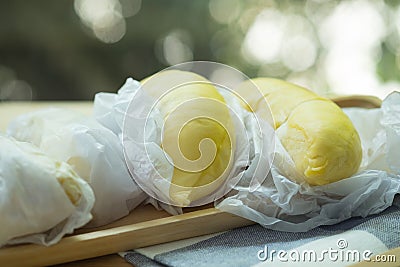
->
(0, 0, 399, 100)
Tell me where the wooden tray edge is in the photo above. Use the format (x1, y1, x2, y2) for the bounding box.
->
(0, 208, 254, 267)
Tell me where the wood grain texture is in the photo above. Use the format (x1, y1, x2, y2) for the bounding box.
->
(55, 254, 133, 267)
(0, 208, 253, 267)
(332, 95, 382, 109)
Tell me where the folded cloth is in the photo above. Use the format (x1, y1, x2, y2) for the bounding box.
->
(120, 196, 400, 267)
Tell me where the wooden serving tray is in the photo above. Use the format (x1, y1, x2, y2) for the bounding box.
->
(0, 206, 254, 267)
(0, 97, 383, 267)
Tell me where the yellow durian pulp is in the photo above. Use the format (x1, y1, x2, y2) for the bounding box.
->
(141, 70, 234, 204)
(236, 78, 362, 185)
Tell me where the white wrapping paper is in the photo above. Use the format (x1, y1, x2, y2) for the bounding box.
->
(8, 108, 147, 227)
(94, 78, 183, 213)
(94, 78, 141, 139)
(216, 92, 400, 232)
(0, 135, 94, 247)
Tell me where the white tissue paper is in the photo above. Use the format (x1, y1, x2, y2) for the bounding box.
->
(8, 108, 147, 227)
(216, 92, 400, 232)
(0, 134, 94, 247)
(94, 78, 182, 214)
(94, 78, 275, 210)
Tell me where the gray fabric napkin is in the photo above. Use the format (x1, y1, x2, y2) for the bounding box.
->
(121, 196, 400, 267)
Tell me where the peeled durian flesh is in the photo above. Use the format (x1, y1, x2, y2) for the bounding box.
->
(236, 78, 362, 185)
(141, 70, 234, 204)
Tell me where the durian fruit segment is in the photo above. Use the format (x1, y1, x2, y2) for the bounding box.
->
(237, 78, 324, 128)
(236, 78, 362, 185)
(141, 70, 235, 205)
(56, 176, 82, 205)
(277, 99, 362, 185)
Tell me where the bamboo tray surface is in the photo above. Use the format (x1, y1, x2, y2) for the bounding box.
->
(0, 96, 392, 267)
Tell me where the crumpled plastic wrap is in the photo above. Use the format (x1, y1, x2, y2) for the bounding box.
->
(94, 78, 275, 209)
(0, 134, 94, 247)
(8, 108, 147, 227)
(216, 92, 400, 232)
